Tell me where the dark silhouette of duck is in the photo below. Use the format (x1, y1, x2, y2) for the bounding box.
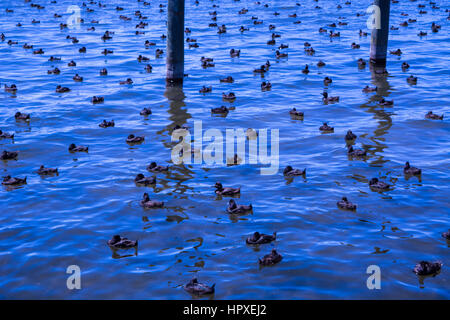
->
(183, 278, 215, 296)
(222, 92, 236, 102)
(145, 64, 153, 72)
(68, 60, 76, 67)
(390, 49, 402, 56)
(119, 78, 133, 85)
(0, 130, 14, 139)
(369, 178, 390, 191)
(36, 165, 58, 175)
(379, 98, 393, 106)
(302, 65, 309, 74)
(2, 175, 27, 186)
(126, 134, 144, 144)
(351, 42, 360, 49)
(319, 123, 334, 132)
(289, 108, 304, 119)
(348, 146, 366, 158)
(357, 58, 366, 68)
(407, 75, 417, 84)
(211, 106, 229, 115)
(425, 111, 443, 120)
(199, 85, 212, 93)
(107, 235, 137, 249)
(442, 230, 450, 240)
(91, 96, 104, 104)
(261, 81, 272, 91)
(413, 261, 442, 276)
(220, 76, 234, 83)
(323, 77, 332, 85)
(5, 84, 17, 93)
(99, 120, 114, 128)
(48, 67, 61, 75)
(1, 151, 18, 160)
(135, 174, 156, 185)
(227, 199, 252, 214)
(56, 85, 70, 93)
(253, 65, 267, 73)
(214, 182, 240, 196)
(140, 107, 152, 116)
(139, 192, 164, 208)
(404, 162, 421, 176)
(230, 49, 240, 58)
(317, 60, 326, 67)
(259, 249, 282, 266)
(362, 85, 377, 93)
(337, 197, 357, 211)
(15, 112, 31, 121)
(322, 92, 339, 103)
(283, 165, 306, 176)
(100, 68, 108, 76)
(246, 232, 276, 245)
(147, 162, 169, 172)
(73, 74, 83, 82)
(275, 50, 288, 58)
(68, 143, 88, 153)
(345, 130, 357, 141)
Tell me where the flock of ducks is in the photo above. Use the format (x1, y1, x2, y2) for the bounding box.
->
(1, 0, 448, 297)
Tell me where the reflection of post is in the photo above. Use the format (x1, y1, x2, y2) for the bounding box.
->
(370, 0, 390, 65)
(166, 0, 185, 84)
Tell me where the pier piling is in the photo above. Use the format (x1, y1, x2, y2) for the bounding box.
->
(370, 0, 391, 65)
(166, 0, 185, 84)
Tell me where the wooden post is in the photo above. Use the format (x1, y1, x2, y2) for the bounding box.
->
(166, 0, 185, 84)
(370, 0, 390, 65)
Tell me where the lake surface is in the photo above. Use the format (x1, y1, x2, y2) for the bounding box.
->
(0, 0, 449, 299)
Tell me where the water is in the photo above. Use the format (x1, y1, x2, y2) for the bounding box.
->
(0, 0, 449, 299)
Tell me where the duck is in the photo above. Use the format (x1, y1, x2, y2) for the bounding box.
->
(137, 55, 150, 62)
(275, 50, 288, 58)
(68, 60, 76, 67)
(230, 49, 240, 58)
(319, 27, 327, 33)
(91, 96, 104, 104)
(369, 178, 390, 191)
(214, 182, 240, 196)
(78, 47, 86, 53)
(442, 230, 450, 240)
(5, 84, 17, 93)
(101, 31, 113, 41)
(329, 31, 340, 37)
(267, 39, 276, 45)
(183, 278, 215, 296)
(261, 81, 272, 91)
(253, 65, 267, 73)
(239, 25, 249, 32)
(218, 25, 227, 34)
(362, 85, 377, 93)
(259, 249, 282, 266)
(47, 67, 61, 75)
(337, 197, 357, 211)
(359, 29, 368, 36)
(390, 49, 402, 56)
(100, 68, 108, 76)
(15, 112, 30, 121)
(2, 175, 26, 186)
(211, 106, 229, 115)
(73, 74, 83, 82)
(0, 130, 14, 139)
(227, 199, 252, 214)
(126, 134, 144, 144)
(279, 43, 288, 49)
(56, 85, 70, 93)
(140, 107, 152, 116)
(246, 232, 276, 245)
(68, 143, 88, 153)
(345, 130, 357, 141)
(407, 75, 417, 84)
(319, 123, 334, 133)
(322, 92, 339, 103)
(1, 151, 18, 160)
(305, 47, 316, 55)
(418, 31, 427, 37)
(155, 49, 164, 57)
(36, 165, 58, 175)
(99, 120, 114, 128)
(48, 56, 61, 62)
(147, 162, 169, 172)
(283, 165, 306, 176)
(379, 98, 393, 106)
(390, 25, 399, 30)
(351, 42, 360, 49)
(199, 86, 212, 93)
(289, 108, 304, 118)
(23, 43, 33, 49)
(425, 111, 444, 120)
(404, 162, 421, 176)
(135, 174, 156, 185)
(145, 40, 156, 47)
(302, 65, 309, 74)
(139, 192, 164, 208)
(145, 64, 153, 73)
(317, 60, 326, 67)
(413, 261, 442, 276)
(102, 49, 113, 55)
(119, 78, 133, 85)
(222, 92, 236, 102)
(323, 77, 332, 85)
(348, 145, 366, 157)
(431, 22, 441, 33)
(33, 48, 44, 54)
(357, 58, 366, 68)
(107, 235, 137, 249)
(201, 59, 215, 68)
(220, 76, 234, 83)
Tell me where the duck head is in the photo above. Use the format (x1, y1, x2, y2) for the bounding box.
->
(283, 166, 293, 175)
(135, 173, 145, 181)
(405, 161, 410, 169)
(342, 196, 348, 202)
(142, 193, 150, 201)
(228, 199, 237, 209)
(347, 146, 354, 153)
(148, 162, 157, 169)
(369, 178, 379, 185)
(69, 143, 76, 151)
(111, 235, 121, 244)
(322, 92, 328, 98)
(128, 134, 135, 139)
(253, 231, 261, 239)
(214, 182, 223, 190)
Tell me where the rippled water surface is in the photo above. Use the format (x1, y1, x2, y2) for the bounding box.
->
(1, 0, 449, 299)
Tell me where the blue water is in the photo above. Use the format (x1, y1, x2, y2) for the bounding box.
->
(0, 0, 449, 299)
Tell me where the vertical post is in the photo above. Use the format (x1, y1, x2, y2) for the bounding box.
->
(369, 0, 390, 65)
(166, 0, 185, 84)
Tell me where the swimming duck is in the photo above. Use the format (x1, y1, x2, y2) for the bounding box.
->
(183, 278, 215, 296)
(362, 85, 377, 93)
(135, 174, 156, 185)
(351, 42, 360, 49)
(0, 130, 14, 139)
(33, 48, 44, 54)
(319, 27, 327, 33)
(379, 98, 393, 106)
(319, 123, 334, 133)
(322, 92, 339, 103)
(302, 65, 309, 74)
(102, 49, 113, 55)
(305, 47, 316, 55)
(239, 25, 249, 32)
(155, 49, 164, 58)
(259, 249, 282, 266)
(99, 120, 114, 128)
(15, 112, 30, 121)
(407, 75, 417, 84)
(267, 39, 276, 45)
(218, 25, 227, 34)
(201, 59, 215, 68)
(230, 49, 240, 58)
(48, 56, 61, 62)
(348, 145, 366, 158)
(359, 29, 368, 36)
(100, 68, 108, 76)
(7, 40, 18, 45)
(211, 106, 229, 115)
(329, 31, 340, 37)
(253, 65, 267, 73)
(345, 130, 357, 141)
(357, 58, 366, 68)
(220, 76, 234, 83)
(107, 235, 137, 249)
(413, 261, 442, 276)
(222, 92, 236, 102)
(145, 64, 153, 73)
(36, 165, 58, 175)
(275, 50, 288, 58)
(390, 49, 402, 56)
(137, 55, 149, 62)
(145, 40, 156, 47)
(431, 22, 441, 33)
(289, 108, 304, 118)
(91, 96, 104, 104)
(283, 165, 306, 176)
(404, 162, 421, 176)
(126, 134, 144, 144)
(199, 86, 212, 93)
(1, 151, 18, 160)
(71, 74, 83, 82)
(68, 143, 88, 153)
(5, 84, 17, 93)
(23, 43, 33, 49)
(442, 230, 450, 240)
(140, 108, 152, 116)
(56, 85, 70, 93)
(317, 60, 326, 67)
(418, 31, 427, 37)
(425, 111, 444, 120)
(323, 77, 332, 85)
(227, 199, 252, 214)
(101, 31, 112, 41)
(119, 78, 133, 85)
(2, 175, 26, 186)
(279, 44, 289, 50)
(390, 25, 399, 30)
(147, 162, 169, 172)
(214, 182, 240, 196)
(68, 60, 76, 67)
(369, 178, 390, 191)
(139, 192, 164, 208)
(261, 81, 272, 91)
(337, 197, 357, 211)
(0, 33, 4, 41)
(246, 232, 276, 245)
